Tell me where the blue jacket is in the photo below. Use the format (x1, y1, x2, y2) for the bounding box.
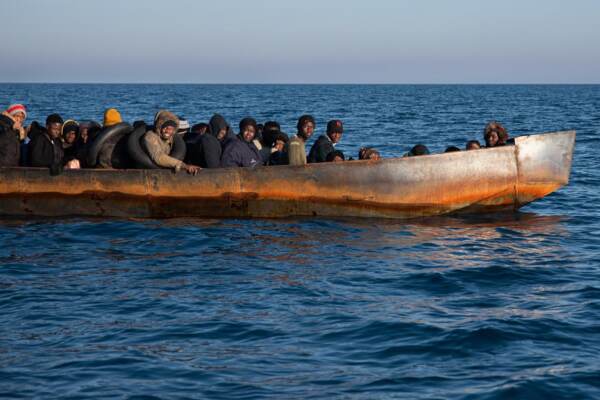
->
(221, 135, 262, 168)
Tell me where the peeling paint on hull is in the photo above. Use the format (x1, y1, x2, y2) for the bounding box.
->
(0, 131, 575, 219)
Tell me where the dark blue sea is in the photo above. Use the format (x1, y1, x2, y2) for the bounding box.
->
(1, 84, 599, 399)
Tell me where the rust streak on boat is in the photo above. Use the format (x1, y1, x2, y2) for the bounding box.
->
(0, 131, 575, 219)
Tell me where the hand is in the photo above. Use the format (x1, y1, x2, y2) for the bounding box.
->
(65, 159, 81, 169)
(17, 126, 27, 140)
(185, 164, 201, 175)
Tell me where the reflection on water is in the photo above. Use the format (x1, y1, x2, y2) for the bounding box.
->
(0, 211, 569, 269)
(1, 203, 597, 400)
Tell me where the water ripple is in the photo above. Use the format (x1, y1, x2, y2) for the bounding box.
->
(1, 84, 599, 399)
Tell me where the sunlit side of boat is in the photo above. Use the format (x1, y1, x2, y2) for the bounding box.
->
(0, 131, 575, 219)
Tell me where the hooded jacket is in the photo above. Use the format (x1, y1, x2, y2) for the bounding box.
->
(28, 127, 64, 172)
(142, 111, 184, 169)
(220, 135, 262, 168)
(188, 114, 230, 168)
(61, 120, 80, 163)
(0, 114, 21, 167)
(307, 134, 335, 163)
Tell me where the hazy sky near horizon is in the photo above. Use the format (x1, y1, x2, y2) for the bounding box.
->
(2, 0, 599, 83)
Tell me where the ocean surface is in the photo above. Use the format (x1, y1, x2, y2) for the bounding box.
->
(1, 84, 599, 399)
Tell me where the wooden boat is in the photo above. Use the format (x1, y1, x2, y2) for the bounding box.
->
(0, 131, 575, 219)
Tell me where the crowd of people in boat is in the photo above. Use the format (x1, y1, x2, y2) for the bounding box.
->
(0, 103, 512, 174)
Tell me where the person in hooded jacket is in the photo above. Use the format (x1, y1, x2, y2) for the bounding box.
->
(73, 120, 100, 167)
(220, 117, 262, 168)
(261, 121, 281, 147)
(143, 110, 200, 174)
(28, 113, 65, 174)
(183, 123, 208, 145)
(187, 114, 231, 168)
(61, 120, 81, 165)
(308, 119, 344, 163)
(257, 121, 289, 165)
(268, 132, 289, 166)
(0, 104, 27, 167)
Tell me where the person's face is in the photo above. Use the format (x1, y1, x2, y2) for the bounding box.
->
(12, 112, 25, 124)
(47, 122, 62, 139)
(300, 122, 315, 139)
(274, 139, 285, 152)
(65, 131, 77, 144)
(467, 143, 480, 150)
(485, 131, 499, 147)
(217, 128, 227, 141)
(328, 131, 342, 144)
(368, 152, 380, 161)
(80, 127, 89, 143)
(193, 127, 207, 136)
(241, 125, 256, 143)
(333, 155, 344, 162)
(160, 125, 176, 140)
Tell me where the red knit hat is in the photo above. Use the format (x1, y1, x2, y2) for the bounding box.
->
(6, 104, 26, 119)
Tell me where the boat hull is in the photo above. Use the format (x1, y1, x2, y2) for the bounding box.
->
(0, 131, 575, 219)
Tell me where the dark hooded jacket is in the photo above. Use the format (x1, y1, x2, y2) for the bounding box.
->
(221, 135, 262, 168)
(188, 114, 230, 168)
(0, 114, 21, 167)
(307, 134, 335, 163)
(68, 135, 92, 167)
(28, 127, 64, 173)
(62, 124, 81, 164)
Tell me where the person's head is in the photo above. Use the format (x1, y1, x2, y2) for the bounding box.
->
(484, 121, 507, 147)
(86, 122, 102, 143)
(359, 147, 380, 160)
(466, 140, 481, 150)
(272, 132, 289, 152)
(444, 146, 461, 153)
(6, 104, 27, 124)
(208, 114, 230, 141)
(154, 110, 179, 141)
(177, 118, 190, 135)
(297, 114, 315, 141)
(191, 123, 209, 136)
(103, 108, 122, 127)
(159, 120, 178, 140)
(262, 120, 281, 147)
(62, 120, 79, 145)
(239, 117, 258, 143)
(406, 144, 430, 157)
(263, 121, 280, 133)
(326, 150, 345, 162)
(78, 121, 94, 143)
(45, 113, 64, 140)
(326, 119, 343, 143)
(255, 123, 264, 141)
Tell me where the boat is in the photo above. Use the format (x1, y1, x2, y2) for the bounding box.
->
(0, 131, 575, 219)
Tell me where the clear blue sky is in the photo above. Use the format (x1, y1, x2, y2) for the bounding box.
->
(2, 0, 599, 83)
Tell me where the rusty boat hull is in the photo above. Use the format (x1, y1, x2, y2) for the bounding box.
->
(0, 131, 575, 219)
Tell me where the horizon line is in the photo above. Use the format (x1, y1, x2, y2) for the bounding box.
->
(1, 81, 599, 86)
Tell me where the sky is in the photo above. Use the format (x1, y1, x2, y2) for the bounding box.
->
(1, 0, 599, 83)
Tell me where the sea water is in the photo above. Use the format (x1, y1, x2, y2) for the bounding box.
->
(1, 84, 599, 399)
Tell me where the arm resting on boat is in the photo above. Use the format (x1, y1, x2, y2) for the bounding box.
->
(143, 133, 184, 169)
